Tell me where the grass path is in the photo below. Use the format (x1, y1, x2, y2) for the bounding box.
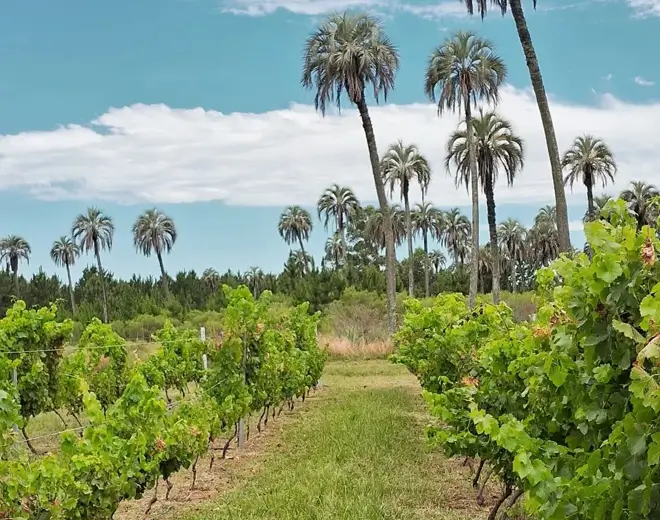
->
(160, 360, 493, 520)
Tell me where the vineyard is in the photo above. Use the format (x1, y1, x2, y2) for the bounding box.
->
(0, 285, 326, 519)
(392, 199, 660, 520)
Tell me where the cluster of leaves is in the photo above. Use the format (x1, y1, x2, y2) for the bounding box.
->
(0, 302, 73, 437)
(0, 284, 325, 518)
(392, 199, 660, 519)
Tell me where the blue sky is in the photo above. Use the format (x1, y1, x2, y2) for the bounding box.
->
(0, 0, 658, 281)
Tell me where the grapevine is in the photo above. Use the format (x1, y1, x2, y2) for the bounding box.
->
(392, 199, 660, 519)
(0, 285, 325, 519)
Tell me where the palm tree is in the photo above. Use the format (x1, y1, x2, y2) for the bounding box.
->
(317, 185, 360, 262)
(498, 218, 527, 292)
(288, 250, 314, 275)
(461, 0, 571, 254)
(534, 205, 557, 229)
(246, 266, 263, 299)
(412, 203, 444, 297)
(478, 244, 494, 293)
(0, 235, 31, 295)
(324, 232, 347, 269)
(381, 140, 431, 296)
(445, 111, 523, 305)
(278, 206, 313, 260)
(425, 31, 506, 309)
(302, 11, 400, 334)
(429, 249, 447, 274)
(202, 268, 221, 292)
(132, 209, 177, 294)
(527, 222, 559, 268)
(50, 236, 80, 315)
(443, 208, 471, 268)
(365, 204, 406, 251)
(621, 181, 659, 229)
(561, 135, 617, 221)
(72, 207, 114, 323)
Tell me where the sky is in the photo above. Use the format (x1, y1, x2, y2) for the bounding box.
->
(0, 0, 659, 282)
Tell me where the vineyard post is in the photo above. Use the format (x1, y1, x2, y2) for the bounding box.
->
(238, 330, 247, 449)
(200, 327, 208, 371)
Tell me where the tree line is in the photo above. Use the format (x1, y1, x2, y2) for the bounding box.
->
(2, 174, 656, 328)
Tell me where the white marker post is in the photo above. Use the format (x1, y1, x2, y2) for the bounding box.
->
(200, 327, 208, 370)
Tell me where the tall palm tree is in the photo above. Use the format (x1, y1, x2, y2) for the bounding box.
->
(425, 31, 506, 309)
(72, 207, 114, 323)
(498, 218, 527, 292)
(132, 209, 177, 294)
(302, 11, 400, 334)
(0, 235, 31, 296)
(365, 204, 406, 251)
(50, 236, 80, 315)
(621, 181, 659, 230)
(445, 111, 523, 304)
(461, 0, 571, 253)
(412, 203, 444, 297)
(443, 208, 471, 268)
(317, 185, 360, 262)
(381, 140, 431, 296)
(202, 268, 221, 292)
(278, 206, 313, 259)
(561, 135, 617, 221)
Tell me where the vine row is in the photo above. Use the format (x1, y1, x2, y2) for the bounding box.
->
(392, 199, 660, 519)
(0, 285, 326, 519)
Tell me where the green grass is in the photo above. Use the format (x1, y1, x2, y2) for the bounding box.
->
(184, 360, 487, 520)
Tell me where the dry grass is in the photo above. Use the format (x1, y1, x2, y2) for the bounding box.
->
(318, 334, 393, 359)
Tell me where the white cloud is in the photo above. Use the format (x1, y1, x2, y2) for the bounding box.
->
(602, 73, 613, 81)
(627, 0, 660, 17)
(220, 0, 474, 17)
(634, 76, 655, 87)
(0, 86, 658, 209)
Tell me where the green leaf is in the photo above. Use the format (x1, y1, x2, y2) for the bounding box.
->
(628, 434, 647, 456)
(612, 320, 645, 344)
(648, 442, 660, 465)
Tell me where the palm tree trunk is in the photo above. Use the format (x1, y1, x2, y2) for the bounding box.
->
(357, 94, 396, 335)
(297, 236, 308, 273)
(12, 268, 19, 297)
(423, 231, 430, 298)
(484, 174, 500, 305)
(94, 240, 109, 324)
(509, 0, 570, 253)
(585, 174, 595, 219)
(464, 101, 479, 310)
(512, 260, 518, 293)
(338, 215, 347, 265)
(156, 251, 169, 295)
(404, 188, 414, 297)
(65, 262, 77, 315)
